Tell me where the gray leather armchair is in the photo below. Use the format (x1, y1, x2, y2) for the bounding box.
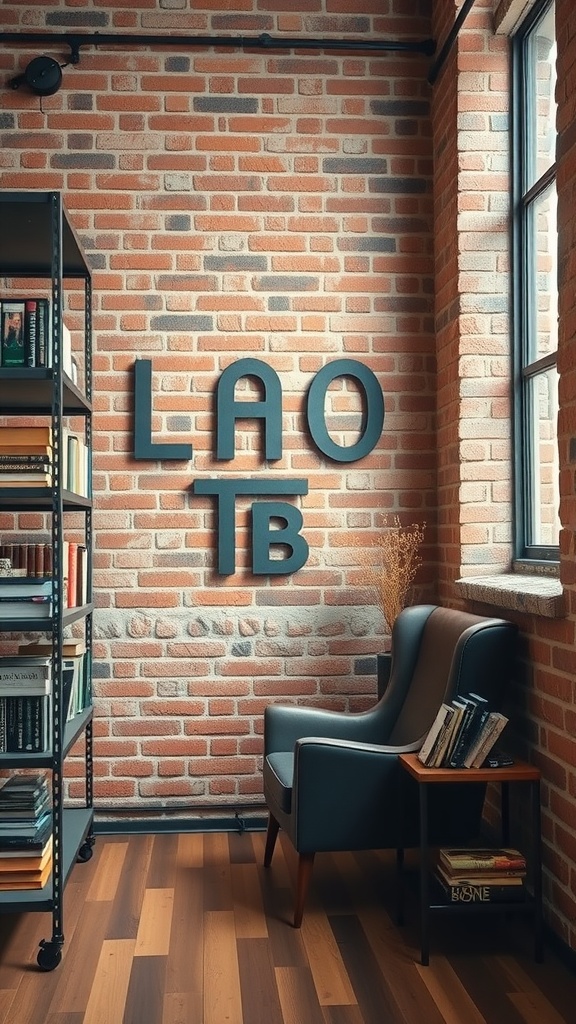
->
(262, 604, 518, 926)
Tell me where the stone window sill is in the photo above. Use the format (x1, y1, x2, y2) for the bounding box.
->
(455, 573, 565, 618)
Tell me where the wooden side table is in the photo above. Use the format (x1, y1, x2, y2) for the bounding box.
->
(397, 752, 543, 966)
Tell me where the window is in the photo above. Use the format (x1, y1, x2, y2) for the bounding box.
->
(512, 0, 560, 561)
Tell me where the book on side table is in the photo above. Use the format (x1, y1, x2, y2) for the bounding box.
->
(434, 846, 527, 904)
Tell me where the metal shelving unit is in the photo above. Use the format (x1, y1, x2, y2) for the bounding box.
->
(0, 191, 95, 971)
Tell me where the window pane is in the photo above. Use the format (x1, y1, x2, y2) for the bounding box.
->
(527, 182, 558, 362)
(527, 366, 560, 547)
(525, 3, 557, 190)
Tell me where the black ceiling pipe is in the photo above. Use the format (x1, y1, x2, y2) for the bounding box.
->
(1, 30, 436, 70)
(427, 0, 477, 85)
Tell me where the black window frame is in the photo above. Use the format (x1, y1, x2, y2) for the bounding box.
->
(511, 0, 559, 564)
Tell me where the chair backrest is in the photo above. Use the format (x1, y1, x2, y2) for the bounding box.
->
(386, 605, 518, 746)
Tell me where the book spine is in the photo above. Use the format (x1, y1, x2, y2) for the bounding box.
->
(441, 855, 526, 872)
(0, 426, 52, 444)
(449, 703, 483, 768)
(0, 455, 51, 465)
(67, 542, 78, 608)
(24, 299, 37, 367)
(0, 663, 51, 683)
(435, 878, 525, 903)
(36, 298, 48, 367)
(471, 717, 509, 768)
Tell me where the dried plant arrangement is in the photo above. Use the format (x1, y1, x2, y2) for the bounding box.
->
(368, 517, 425, 634)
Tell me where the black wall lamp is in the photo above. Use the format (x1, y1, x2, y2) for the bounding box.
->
(9, 55, 64, 96)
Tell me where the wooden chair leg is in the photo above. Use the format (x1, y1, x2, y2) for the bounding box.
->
(294, 852, 315, 928)
(263, 813, 280, 867)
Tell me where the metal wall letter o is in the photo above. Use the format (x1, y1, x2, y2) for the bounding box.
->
(306, 359, 384, 462)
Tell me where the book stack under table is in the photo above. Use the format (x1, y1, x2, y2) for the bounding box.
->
(434, 846, 527, 904)
(0, 773, 52, 890)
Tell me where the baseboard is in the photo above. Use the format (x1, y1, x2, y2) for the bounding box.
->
(94, 810, 268, 835)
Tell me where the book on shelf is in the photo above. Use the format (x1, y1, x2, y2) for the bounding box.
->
(0, 300, 26, 367)
(18, 639, 85, 658)
(0, 445, 52, 459)
(0, 695, 51, 752)
(59, 541, 87, 608)
(0, 462, 51, 481)
(0, 579, 52, 600)
(0, 296, 70, 370)
(0, 773, 49, 798)
(418, 703, 454, 766)
(63, 654, 88, 720)
(76, 545, 88, 606)
(0, 826, 52, 853)
(0, 861, 52, 890)
(0, 426, 52, 446)
(36, 297, 49, 366)
(0, 680, 50, 698)
(439, 847, 527, 873)
(0, 543, 53, 578)
(465, 712, 510, 768)
(434, 697, 468, 767)
(0, 454, 51, 467)
(448, 693, 490, 768)
(24, 298, 37, 366)
(434, 864, 526, 903)
(0, 596, 52, 619)
(0, 787, 51, 819)
(67, 542, 78, 608)
(0, 835, 52, 861)
(0, 656, 51, 697)
(0, 778, 50, 811)
(63, 430, 90, 496)
(0, 473, 52, 488)
(0, 795, 51, 843)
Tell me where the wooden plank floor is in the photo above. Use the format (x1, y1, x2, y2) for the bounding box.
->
(0, 830, 575, 1024)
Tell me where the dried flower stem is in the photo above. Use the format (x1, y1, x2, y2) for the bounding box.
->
(367, 517, 425, 634)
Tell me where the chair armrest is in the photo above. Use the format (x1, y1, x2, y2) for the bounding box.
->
(296, 736, 419, 758)
(291, 737, 419, 852)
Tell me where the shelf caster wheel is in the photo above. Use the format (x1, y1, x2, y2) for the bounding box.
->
(37, 940, 62, 971)
(77, 841, 94, 863)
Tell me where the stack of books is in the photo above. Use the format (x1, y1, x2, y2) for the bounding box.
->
(435, 847, 527, 903)
(0, 774, 52, 889)
(19, 640, 88, 721)
(0, 425, 52, 489)
(418, 692, 509, 768)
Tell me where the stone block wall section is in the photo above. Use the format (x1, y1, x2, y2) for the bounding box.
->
(432, 0, 576, 955)
(0, 3, 438, 804)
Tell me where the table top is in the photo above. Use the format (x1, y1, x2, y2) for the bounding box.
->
(398, 752, 541, 784)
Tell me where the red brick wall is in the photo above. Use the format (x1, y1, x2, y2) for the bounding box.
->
(3, 0, 576, 959)
(0, 4, 436, 804)
(432, 0, 512, 592)
(432, 0, 576, 954)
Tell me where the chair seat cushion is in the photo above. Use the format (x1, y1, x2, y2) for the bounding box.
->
(264, 751, 294, 814)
